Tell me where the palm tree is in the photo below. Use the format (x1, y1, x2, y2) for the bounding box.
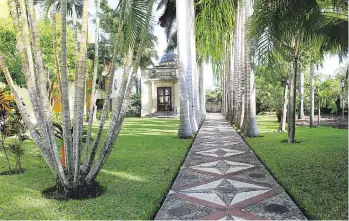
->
(2, 0, 151, 193)
(249, 0, 348, 143)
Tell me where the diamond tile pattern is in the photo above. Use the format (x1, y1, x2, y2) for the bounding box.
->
(179, 178, 270, 206)
(195, 148, 245, 158)
(191, 160, 254, 175)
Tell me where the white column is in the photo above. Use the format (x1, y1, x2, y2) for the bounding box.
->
(151, 81, 156, 112)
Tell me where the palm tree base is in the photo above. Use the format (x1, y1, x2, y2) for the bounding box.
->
(42, 179, 104, 200)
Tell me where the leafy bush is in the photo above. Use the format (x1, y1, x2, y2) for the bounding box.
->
(96, 110, 112, 121)
(0, 92, 27, 174)
(206, 89, 222, 102)
(127, 93, 141, 117)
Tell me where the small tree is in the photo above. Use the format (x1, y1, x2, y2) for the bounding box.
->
(0, 0, 154, 198)
(0, 88, 26, 174)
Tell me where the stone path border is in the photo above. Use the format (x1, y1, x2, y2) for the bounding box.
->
(155, 113, 306, 220)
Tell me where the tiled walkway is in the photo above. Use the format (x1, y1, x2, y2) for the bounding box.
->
(155, 113, 306, 220)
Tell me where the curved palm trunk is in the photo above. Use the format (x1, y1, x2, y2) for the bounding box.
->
(298, 70, 305, 119)
(7, 0, 58, 176)
(0, 54, 56, 175)
(83, 0, 127, 174)
(309, 63, 315, 127)
(177, 0, 192, 138)
(23, 0, 69, 186)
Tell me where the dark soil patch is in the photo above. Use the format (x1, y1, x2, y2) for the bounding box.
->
(42, 180, 104, 200)
(0, 169, 25, 175)
(281, 139, 302, 144)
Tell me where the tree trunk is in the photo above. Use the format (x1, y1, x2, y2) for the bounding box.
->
(177, 0, 192, 138)
(60, 0, 74, 177)
(309, 63, 315, 127)
(318, 98, 321, 126)
(72, 0, 89, 185)
(279, 81, 288, 132)
(186, 0, 198, 133)
(298, 70, 304, 119)
(83, 0, 101, 168)
(189, 0, 201, 125)
(287, 48, 298, 143)
(198, 62, 206, 119)
(6, 0, 58, 177)
(83, 0, 127, 174)
(243, 0, 259, 137)
(239, 1, 246, 130)
(232, 5, 242, 125)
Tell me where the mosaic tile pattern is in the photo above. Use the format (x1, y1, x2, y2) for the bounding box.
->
(155, 113, 306, 220)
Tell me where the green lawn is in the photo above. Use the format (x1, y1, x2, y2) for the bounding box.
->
(0, 118, 192, 219)
(245, 114, 348, 220)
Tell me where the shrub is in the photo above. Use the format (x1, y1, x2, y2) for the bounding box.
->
(127, 93, 141, 117)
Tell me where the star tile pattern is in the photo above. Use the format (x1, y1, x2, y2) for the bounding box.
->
(155, 113, 306, 220)
(191, 160, 255, 175)
(195, 148, 246, 158)
(179, 178, 270, 206)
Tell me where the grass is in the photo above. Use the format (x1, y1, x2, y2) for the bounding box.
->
(0, 118, 192, 219)
(245, 114, 348, 220)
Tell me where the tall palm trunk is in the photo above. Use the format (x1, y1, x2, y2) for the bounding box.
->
(318, 97, 321, 126)
(60, 0, 74, 177)
(287, 40, 300, 143)
(186, 0, 198, 133)
(177, 0, 192, 138)
(232, 5, 242, 125)
(72, 0, 89, 184)
(243, 0, 259, 137)
(278, 80, 288, 132)
(189, 0, 201, 125)
(198, 62, 206, 118)
(298, 70, 305, 119)
(238, 3, 246, 129)
(309, 63, 315, 127)
(227, 37, 234, 122)
(83, 0, 101, 168)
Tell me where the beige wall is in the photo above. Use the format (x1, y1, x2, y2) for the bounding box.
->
(0, 0, 9, 18)
(141, 69, 180, 117)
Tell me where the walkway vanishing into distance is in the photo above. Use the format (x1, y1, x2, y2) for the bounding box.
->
(155, 113, 306, 220)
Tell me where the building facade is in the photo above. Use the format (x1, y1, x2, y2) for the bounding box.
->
(141, 53, 180, 117)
